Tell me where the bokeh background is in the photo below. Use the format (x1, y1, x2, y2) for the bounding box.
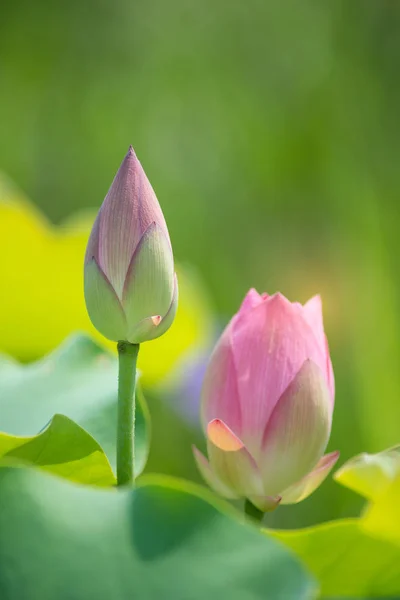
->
(1, 0, 400, 528)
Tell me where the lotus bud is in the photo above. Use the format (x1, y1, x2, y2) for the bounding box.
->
(193, 290, 339, 512)
(84, 147, 178, 344)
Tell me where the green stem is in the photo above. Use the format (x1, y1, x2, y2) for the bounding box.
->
(244, 499, 265, 524)
(117, 341, 140, 486)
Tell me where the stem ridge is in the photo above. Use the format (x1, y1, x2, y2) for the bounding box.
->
(117, 341, 140, 486)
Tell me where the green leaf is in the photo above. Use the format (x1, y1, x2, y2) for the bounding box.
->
(270, 446, 400, 597)
(363, 474, 400, 546)
(0, 414, 115, 486)
(0, 466, 315, 600)
(0, 335, 150, 478)
(270, 519, 400, 597)
(334, 445, 400, 501)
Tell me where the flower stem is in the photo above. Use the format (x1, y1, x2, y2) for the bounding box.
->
(117, 341, 140, 486)
(244, 499, 265, 524)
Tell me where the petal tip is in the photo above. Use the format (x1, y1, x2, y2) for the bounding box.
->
(305, 293, 322, 306)
(281, 450, 340, 505)
(125, 145, 138, 162)
(251, 495, 282, 513)
(266, 292, 292, 311)
(297, 357, 324, 379)
(207, 419, 244, 452)
(239, 288, 263, 312)
(328, 449, 340, 463)
(192, 444, 207, 463)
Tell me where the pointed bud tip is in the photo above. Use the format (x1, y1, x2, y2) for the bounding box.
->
(125, 145, 137, 162)
(151, 315, 162, 326)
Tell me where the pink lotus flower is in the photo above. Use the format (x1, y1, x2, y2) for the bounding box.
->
(193, 290, 339, 512)
(84, 147, 178, 344)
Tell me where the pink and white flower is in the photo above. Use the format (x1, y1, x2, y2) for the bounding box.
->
(193, 290, 339, 511)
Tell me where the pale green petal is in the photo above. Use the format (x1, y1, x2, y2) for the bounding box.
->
(260, 360, 331, 497)
(249, 495, 282, 513)
(206, 419, 265, 502)
(128, 315, 162, 344)
(281, 451, 340, 504)
(128, 275, 178, 344)
(192, 445, 237, 499)
(84, 259, 127, 342)
(123, 223, 174, 339)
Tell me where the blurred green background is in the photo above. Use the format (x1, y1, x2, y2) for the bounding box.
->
(1, 0, 400, 528)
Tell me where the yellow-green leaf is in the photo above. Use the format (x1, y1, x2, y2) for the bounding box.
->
(270, 445, 400, 596)
(334, 445, 400, 501)
(270, 519, 400, 597)
(363, 473, 400, 546)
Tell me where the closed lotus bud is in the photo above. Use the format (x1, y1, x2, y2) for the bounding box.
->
(193, 290, 339, 512)
(84, 147, 178, 344)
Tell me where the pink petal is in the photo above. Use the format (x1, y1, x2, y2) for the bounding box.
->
(84, 213, 101, 265)
(96, 147, 170, 298)
(280, 451, 340, 504)
(303, 295, 335, 402)
(325, 335, 335, 403)
(207, 419, 264, 500)
(238, 288, 263, 313)
(231, 293, 327, 453)
(260, 360, 332, 497)
(200, 322, 243, 439)
(192, 445, 237, 499)
(302, 295, 324, 348)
